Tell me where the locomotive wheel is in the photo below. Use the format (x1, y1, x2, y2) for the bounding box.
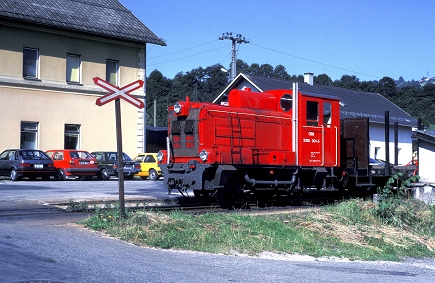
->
(254, 191, 269, 208)
(216, 189, 236, 209)
(193, 190, 212, 204)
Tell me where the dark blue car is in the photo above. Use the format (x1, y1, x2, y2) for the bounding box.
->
(0, 149, 56, 181)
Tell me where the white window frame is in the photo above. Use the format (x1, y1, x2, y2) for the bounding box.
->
(23, 47, 39, 79)
(66, 54, 81, 84)
(106, 59, 119, 86)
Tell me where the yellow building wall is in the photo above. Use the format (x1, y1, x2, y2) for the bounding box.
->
(0, 24, 145, 158)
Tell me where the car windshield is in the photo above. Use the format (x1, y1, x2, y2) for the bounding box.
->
(122, 153, 132, 161)
(20, 150, 50, 160)
(107, 152, 132, 161)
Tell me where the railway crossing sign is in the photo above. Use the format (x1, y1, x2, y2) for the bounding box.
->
(93, 77, 146, 217)
(93, 77, 144, 108)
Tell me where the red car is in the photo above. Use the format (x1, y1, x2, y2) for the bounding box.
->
(46, 149, 99, 180)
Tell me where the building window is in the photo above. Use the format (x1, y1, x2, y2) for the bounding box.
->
(20, 122, 38, 149)
(66, 54, 81, 83)
(23, 48, 39, 79)
(64, 124, 80, 149)
(374, 147, 380, 159)
(106, 60, 119, 85)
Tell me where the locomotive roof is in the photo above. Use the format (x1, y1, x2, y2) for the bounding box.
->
(214, 74, 417, 127)
(0, 0, 166, 46)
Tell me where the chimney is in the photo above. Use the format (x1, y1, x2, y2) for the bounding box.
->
(304, 72, 314, 86)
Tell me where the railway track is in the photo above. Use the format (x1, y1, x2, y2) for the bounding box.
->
(47, 195, 323, 217)
(0, 193, 327, 218)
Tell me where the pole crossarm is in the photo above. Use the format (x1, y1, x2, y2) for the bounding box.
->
(94, 77, 144, 109)
(219, 32, 249, 81)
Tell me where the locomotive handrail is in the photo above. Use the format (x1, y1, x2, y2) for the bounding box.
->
(334, 126, 338, 166)
(208, 109, 292, 121)
(322, 125, 325, 166)
(166, 137, 171, 165)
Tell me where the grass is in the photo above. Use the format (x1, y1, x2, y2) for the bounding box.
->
(79, 196, 435, 261)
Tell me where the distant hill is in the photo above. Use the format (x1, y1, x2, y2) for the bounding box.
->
(418, 77, 435, 87)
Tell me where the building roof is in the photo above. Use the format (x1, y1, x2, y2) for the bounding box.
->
(0, 0, 165, 46)
(412, 130, 435, 144)
(214, 74, 417, 127)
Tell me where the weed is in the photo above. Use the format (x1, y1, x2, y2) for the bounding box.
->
(66, 198, 89, 212)
(79, 175, 435, 261)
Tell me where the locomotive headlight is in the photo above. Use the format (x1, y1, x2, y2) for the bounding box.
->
(174, 102, 182, 114)
(199, 149, 208, 162)
(157, 151, 164, 162)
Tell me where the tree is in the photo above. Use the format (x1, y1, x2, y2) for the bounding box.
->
(333, 75, 360, 90)
(359, 80, 378, 93)
(146, 70, 172, 127)
(377, 76, 396, 97)
(314, 74, 333, 86)
(272, 65, 290, 79)
(236, 59, 250, 76)
(258, 63, 274, 77)
(201, 64, 231, 102)
(146, 61, 435, 128)
(248, 63, 260, 76)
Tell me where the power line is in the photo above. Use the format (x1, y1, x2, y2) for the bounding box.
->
(146, 37, 380, 80)
(250, 42, 379, 79)
(147, 45, 228, 67)
(147, 40, 219, 60)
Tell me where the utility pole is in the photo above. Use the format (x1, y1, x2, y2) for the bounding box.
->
(219, 32, 249, 81)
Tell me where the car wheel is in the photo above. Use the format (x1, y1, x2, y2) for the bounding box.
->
(56, 169, 66, 181)
(10, 169, 21, 181)
(149, 169, 158, 181)
(97, 168, 109, 180)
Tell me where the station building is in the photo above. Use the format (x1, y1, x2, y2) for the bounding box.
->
(0, 0, 165, 156)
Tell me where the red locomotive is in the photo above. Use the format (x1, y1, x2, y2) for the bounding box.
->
(157, 84, 412, 207)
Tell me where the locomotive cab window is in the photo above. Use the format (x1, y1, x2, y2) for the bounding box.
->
(280, 93, 292, 112)
(306, 101, 319, 126)
(323, 102, 332, 127)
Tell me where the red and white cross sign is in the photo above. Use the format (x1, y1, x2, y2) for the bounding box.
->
(93, 77, 144, 108)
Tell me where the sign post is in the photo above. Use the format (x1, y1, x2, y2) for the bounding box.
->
(94, 77, 144, 217)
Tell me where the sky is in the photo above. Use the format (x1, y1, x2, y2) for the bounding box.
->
(120, 0, 435, 82)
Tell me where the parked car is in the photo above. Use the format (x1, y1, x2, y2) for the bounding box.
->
(91, 151, 141, 180)
(133, 153, 162, 181)
(45, 149, 99, 180)
(0, 149, 55, 181)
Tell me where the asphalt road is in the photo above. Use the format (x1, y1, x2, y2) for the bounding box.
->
(1, 178, 435, 283)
